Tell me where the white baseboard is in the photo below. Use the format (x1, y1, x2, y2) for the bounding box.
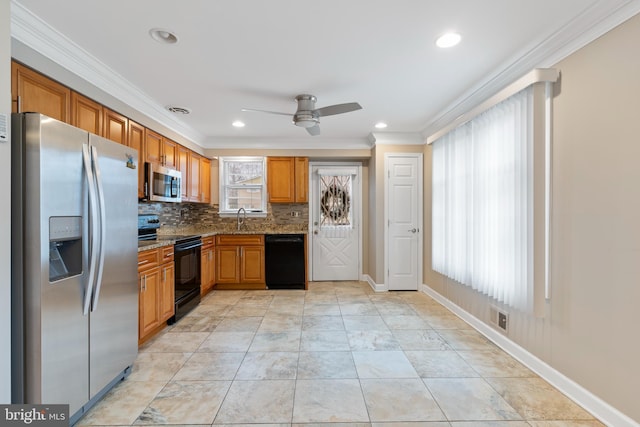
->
(362, 274, 387, 292)
(420, 284, 638, 427)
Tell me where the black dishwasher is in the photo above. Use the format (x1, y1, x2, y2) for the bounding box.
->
(265, 234, 306, 289)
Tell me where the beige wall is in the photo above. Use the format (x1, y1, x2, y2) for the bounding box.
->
(423, 14, 640, 423)
(1, 0, 11, 404)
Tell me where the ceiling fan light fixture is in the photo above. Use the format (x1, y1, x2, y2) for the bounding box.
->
(294, 118, 318, 128)
(149, 28, 179, 44)
(436, 32, 461, 48)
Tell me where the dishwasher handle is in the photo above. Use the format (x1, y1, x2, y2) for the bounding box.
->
(266, 235, 304, 243)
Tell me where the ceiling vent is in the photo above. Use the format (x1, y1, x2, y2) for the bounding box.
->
(166, 106, 191, 115)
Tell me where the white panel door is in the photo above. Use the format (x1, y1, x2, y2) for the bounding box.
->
(311, 165, 360, 281)
(387, 155, 421, 290)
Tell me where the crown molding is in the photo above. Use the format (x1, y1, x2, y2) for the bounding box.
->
(202, 136, 373, 150)
(10, 0, 206, 145)
(421, 0, 640, 141)
(369, 132, 423, 146)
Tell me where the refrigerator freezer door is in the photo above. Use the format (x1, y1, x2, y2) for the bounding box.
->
(21, 113, 90, 415)
(87, 134, 138, 399)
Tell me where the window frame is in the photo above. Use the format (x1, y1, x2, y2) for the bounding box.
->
(218, 156, 267, 216)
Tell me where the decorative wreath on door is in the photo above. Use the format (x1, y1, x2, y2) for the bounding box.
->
(321, 184, 350, 221)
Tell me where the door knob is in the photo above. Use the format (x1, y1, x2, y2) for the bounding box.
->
(408, 228, 417, 233)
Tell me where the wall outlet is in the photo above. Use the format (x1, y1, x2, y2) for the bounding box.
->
(489, 305, 509, 333)
(498, 312, 508, 331)
(291, 211, 300, 217)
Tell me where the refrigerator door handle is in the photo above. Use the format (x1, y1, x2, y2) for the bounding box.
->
(82, 143, 99, 316)
(90, 146, 107, 312)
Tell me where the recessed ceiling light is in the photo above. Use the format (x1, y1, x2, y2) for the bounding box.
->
(436, 32, 461, 48)
(375, 122, 388, 129)
(232, 120, 245, 128)
(149, 28, 179, 44)
(166, 105, 191, 114)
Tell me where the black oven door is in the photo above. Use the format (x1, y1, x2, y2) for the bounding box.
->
(171, 238, 202, 323)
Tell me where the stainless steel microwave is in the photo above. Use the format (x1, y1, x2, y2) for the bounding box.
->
(144, 162, 181, 203)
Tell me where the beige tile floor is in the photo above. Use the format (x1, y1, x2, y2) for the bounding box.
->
(77, 281, 605, 427)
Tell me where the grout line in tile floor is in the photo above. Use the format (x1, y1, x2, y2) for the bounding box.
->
(76, 281, 605, 427)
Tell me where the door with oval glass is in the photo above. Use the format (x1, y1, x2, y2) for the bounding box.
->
(310, 164, 361, 281)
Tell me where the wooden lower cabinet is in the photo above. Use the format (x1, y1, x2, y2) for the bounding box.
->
(138, 264, 160, 340)
(201, 236, 215, 296)
(159, 259, 175, 321)
(215, 235, 265, 290)
(138, 246, 175, 344)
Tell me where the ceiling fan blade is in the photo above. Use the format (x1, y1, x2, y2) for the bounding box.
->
(306, 124, 321, 136)
(241, 108, 292, 116)
(315, 102, 362, 117)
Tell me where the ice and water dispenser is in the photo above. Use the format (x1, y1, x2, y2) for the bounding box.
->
(49, 216, 83, 282)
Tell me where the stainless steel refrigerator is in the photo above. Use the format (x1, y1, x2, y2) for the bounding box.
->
(11, 113, 139, 424)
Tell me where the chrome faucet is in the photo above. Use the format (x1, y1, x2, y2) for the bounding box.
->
(237, 207, 246, 231)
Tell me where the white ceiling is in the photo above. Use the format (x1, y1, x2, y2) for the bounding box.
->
(10, 0, 640, 149)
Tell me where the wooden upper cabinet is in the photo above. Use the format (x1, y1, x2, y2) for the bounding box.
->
(267, 157, 296, 203)
(71, 92, 103, 135)
(144, 128, 163, 166)
(177, 145, 190, 201)
(189, 152, 201, 202)
(12, 61, 71, 122)
(294, 157, 309, 203)
(103, 108, 128, 145)
(200, 157, 211, 204)
(128, 120, 145, 199)
(267, 157, 309, 203)
(162, 137, 177, 168)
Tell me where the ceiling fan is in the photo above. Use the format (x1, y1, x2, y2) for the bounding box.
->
(242, 94, 362, 136)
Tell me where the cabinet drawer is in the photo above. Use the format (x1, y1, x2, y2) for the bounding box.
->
(202, 236, 214, 248)
(161, 246, 174, 263)
(216, 234, 264, 246)
(138, 249, 159, 271)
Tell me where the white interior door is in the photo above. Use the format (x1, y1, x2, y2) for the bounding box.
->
(386, 154, 422, 290)
(310, 165, 360, 281)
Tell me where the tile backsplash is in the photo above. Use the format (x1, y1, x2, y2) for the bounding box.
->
(138, 202, 309, 233)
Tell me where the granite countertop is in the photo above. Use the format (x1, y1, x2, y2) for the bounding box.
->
(138, 226, 308, 252)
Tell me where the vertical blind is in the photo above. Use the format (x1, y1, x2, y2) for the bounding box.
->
(432, 86, 534, 313)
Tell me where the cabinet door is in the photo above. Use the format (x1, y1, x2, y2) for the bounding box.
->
(177, 146, 190, 201)
(294, 157, 309, 202)
(267, 157, 295, 203)
(159, 262, 175, 322)
(216, 246, 240, 284)
(201, 247, 215, 295)
(241, 245, 265, 284)
(189, 152, 201, 202)
(71, 92, 103, 135)
(145, 128, 163, 166)
(201, 250, 209, 295)
(129, 120, 145, 199)
(162, 137, 177, 168)
(12, 62, 71, 122)
(103, 108, 128, 145)
(139, 267, 160, 340)
(200, 157, 211, 204)
(208, 248, 215, 289)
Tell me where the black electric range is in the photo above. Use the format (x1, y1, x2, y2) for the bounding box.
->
(137, 214, 202, 323)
